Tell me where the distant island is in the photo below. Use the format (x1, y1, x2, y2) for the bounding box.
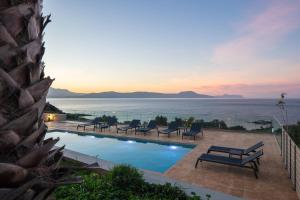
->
(47, 88, 243, 99)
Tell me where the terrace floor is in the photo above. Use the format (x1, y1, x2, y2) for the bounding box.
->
(47, 121, 298, 200)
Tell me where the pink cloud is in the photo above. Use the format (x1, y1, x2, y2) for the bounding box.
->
(212, 0, 300, 66)
(196, 83, 300, 98)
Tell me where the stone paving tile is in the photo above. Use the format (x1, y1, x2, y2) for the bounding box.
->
(47, 121, 298, 200)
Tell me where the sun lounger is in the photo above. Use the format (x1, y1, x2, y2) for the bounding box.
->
(136, 120, 157, 135)
(207, 141, 264, 160)
(158, 121, 178, 137)
(77, 117, 101, 130)
(98, 116, 118, 132)
(117, 119, 140, 134)
(182, 122, 203, 140)
(195, 150, 263, 178)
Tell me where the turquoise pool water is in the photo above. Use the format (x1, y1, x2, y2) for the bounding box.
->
(46, 131, 195, 173)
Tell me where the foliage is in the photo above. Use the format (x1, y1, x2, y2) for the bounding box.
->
(108, 165, 144, 192)
(288, 122, 300, 146)
(155, 115, 168, 126)
(66, 113, 91, 121)
(98, 115, 118, 123)
(186, 117, 195, 127)
(195, 119, 227, 129)
(55, 165, 210, 200)
(227, 125, 246, 131)
(175, 117, 184, 126)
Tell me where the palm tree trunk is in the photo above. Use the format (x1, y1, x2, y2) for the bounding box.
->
(0, 1, 77, 199)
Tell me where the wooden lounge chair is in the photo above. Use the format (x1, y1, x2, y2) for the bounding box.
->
(136, 120, 158, 135)
(117, 119, 140, 134)
(195, 150, 263, 178)
(158, 121, 178, 137)
(182, 122, 203, 140)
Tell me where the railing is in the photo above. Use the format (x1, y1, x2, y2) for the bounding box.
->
(276, 121, 300, 199)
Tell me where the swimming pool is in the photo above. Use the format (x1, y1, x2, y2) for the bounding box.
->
(46, 131, 195, 173)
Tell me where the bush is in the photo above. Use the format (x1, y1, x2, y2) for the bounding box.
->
(175, 117, 184, 126)
(186, 117, 195, 127)
(54, 165, 208, 200)
(108, 165, 144, 192)
(155, 115, 168, 126)
(66, 113, 91, 121)
(227, 125, 246, 131)
(288, 122, 300, 147)
(98, 115, 118, 123)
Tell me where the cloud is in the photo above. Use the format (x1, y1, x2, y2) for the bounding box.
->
(195, 82, 300, 98)
(212, 0, 300, 68)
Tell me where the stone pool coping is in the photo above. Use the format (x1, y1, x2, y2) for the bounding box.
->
(63, 148, 242, 200)
(48, 129, 197, 148)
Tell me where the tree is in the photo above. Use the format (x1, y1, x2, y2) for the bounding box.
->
(0, 1, 78, 199)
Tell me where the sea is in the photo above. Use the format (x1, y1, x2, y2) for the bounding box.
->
(47, 98, 300, 130)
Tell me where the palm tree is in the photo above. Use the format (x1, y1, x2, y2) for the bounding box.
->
(0, 1, 78, 199)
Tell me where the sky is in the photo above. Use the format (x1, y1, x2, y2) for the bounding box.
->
(43, 0, 300, 98)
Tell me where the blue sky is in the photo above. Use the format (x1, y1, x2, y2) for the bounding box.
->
(43, 0, 300, 97)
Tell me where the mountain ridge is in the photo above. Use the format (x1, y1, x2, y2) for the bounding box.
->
(47, 88, 243, 98)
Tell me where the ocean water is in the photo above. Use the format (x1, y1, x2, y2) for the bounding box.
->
(47, 98, 300, 129)
(46, 131, 194, 173)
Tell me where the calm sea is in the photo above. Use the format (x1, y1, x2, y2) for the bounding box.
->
(47, 98, 300, 130)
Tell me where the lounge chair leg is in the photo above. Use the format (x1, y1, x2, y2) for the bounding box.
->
(195, 159, 200, 168)
(253, 168, 258, 179)
(194, 135, 195, 140)
(257, 158, 260, 165)
(182, 135, 183, 140)
(253, 161, 259, 172)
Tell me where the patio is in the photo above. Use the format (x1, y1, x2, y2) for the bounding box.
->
(47, 121, 298, 200)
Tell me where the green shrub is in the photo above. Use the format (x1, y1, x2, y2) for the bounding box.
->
(66, 113, 91, 121)
(155, 115, 168, 126)
(288, 122, 300, 147)
(227, 125, 246, 131)
(108, 165, 144, 192)
(54, 165, 208, 200)
(175, 117, 184, 126)
(186, 117, 195, 127)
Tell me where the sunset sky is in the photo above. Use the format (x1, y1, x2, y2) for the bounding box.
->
(43, 0, 300, 98)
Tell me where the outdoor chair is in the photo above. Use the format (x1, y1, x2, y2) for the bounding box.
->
(158, 121, 179, 137)
(98, 116, 118, 132)
(182, 122, 203, 140)
(195, 150, 263, 178)
(77, 117, 101, 131)
(207, 141, 264, 161)
(136, 120, 158, 135)
(117, 119, 140, 134)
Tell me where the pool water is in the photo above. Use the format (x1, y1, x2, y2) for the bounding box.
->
(46, 131, 195, 173)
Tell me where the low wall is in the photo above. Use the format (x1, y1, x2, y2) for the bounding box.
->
(281, 129, 300, 199)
